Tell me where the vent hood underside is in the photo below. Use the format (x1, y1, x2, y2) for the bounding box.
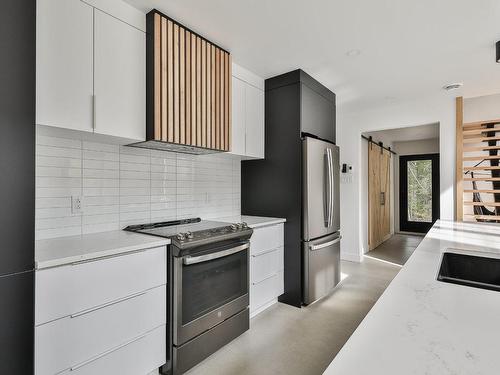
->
(127, 140, 225, 155)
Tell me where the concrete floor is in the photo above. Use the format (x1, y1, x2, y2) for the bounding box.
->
(186, 257, 401, 375)
(366, 233, 423, 266)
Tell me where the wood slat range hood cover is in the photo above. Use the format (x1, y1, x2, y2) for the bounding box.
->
(129, 9, 232, 155)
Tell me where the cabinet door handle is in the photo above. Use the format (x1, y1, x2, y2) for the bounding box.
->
(92, 94, 96, 130)
(252, 272, 278, 285)
(70, 291, 147, 319)
(70, 332, 148, 371)
(251, 247, 279, 257)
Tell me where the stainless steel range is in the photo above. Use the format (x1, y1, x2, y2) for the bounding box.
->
(124, 218, 253, 374)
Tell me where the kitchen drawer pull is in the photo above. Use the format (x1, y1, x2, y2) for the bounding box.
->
(70, 291, 147, 319)
(69, 248, 148, 266)
(310, 236, 341, 251)
(252, 272, 278, 286)
(70, 332, 148, 371)
(251, 247, 280, 257)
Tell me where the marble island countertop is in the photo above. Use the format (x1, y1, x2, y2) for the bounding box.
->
(324, 220, 500, 375)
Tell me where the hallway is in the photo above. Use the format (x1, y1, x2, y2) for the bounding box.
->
(366, 233, 423, 266)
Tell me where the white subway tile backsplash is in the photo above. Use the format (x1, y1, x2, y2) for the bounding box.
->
(35, 132, 241, 240)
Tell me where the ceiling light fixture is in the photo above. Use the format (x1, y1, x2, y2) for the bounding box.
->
(497, 41, 500, 63)
(443, 83, 463, 91)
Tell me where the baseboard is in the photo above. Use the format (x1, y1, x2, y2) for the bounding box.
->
(341, 252, 363, 263)
(250, 298, 278, 318)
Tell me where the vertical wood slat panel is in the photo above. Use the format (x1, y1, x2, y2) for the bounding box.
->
(161, 17, 168, 141)
(173, 24, 180, 143)
(179, 28, 185, 144)
(154, 14, 161, 140)
(201, 39, 207, 147)
(196, 36, 202, 146)
(227, 54, 232, 151)
(152, 13, 230, 151)
(211, 45, 216, 148)
(220, 50, 225, 150)
(190, 33, 196, 146)
(167, 20, 174, 142)
(215, 49, 220, 149)
(224, 53, 229, 151)
(185, 31, 191, 145)
(206, 43, 211, 149)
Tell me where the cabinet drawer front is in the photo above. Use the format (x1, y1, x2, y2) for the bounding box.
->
(59, 325, 166, 375)
(36, 246, 166, 325)
(250, 224, 284, 255)
(36, 285, 165, 375)
(250, 247, 283, 284)
(250, 270, 283, 313)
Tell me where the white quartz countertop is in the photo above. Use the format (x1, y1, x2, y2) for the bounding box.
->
(218, 215, 286, 229)
(35, 231, 170, 270)
(324, 220, 500, 375)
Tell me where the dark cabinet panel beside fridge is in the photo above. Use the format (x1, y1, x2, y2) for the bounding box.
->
(242, 69, 339, 308)
(0, 0, 36, 373)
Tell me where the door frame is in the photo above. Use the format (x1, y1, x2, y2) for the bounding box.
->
(399, 153, 440, 233)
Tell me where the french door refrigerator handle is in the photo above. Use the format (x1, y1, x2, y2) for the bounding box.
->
(328, 148, 334, 227)
(325, 149, 331, 227)
(310, 236, 342, 251)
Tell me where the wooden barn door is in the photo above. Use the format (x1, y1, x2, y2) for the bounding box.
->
(368, 143, 392, 251)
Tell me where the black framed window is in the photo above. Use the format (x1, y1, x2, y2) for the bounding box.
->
(399, 153, 440, 233)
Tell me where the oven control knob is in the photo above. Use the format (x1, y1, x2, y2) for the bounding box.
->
(176, 233, 186, 241)
(237, 223, 243, 229)
(241, 222, 248, 228)
(230, 224, 238, 231)
(185, 231, 194, 239)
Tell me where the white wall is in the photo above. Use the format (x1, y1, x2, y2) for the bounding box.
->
(35, 126, 241, 240)
(393, 138, 440, 232)
(464, 93, 500, 123)
(337, 95, 456, 262)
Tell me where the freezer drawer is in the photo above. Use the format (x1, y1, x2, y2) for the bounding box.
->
(302, 233, 341, 305)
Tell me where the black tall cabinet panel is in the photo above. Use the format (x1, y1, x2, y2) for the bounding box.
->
(0, 0, 36, 275)
(242, 70, 336, 307)
(0, 0, 35, 373)
(0, 271, 34, 374)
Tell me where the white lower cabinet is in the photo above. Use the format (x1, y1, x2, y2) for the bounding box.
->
(35, 246, 167, 375)
(249, 223, 285, 317)
(58, 325, 165, 375)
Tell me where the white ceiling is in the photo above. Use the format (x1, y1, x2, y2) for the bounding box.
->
(124, 0, 500, 111)
(363, 123, 439, 145)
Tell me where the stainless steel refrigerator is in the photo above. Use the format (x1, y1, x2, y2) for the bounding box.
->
(302, 136, 340, 304)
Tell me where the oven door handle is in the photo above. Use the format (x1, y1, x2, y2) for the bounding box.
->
(183, 243, 250, 265)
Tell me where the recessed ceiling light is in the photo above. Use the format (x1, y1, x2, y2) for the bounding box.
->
(346, 49, 361, 57)
(443, 83, 463, 91)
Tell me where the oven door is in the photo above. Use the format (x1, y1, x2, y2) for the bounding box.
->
(173, 241, 249, 346)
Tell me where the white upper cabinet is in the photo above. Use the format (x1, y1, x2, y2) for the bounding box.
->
(245, 84, 265, 158)
(94, 10, 146, 141)
(231, 77, 246, 156)
(231, 63, 265, 159)
(36, 0, 146, 141)
(36, 0, 94, 132)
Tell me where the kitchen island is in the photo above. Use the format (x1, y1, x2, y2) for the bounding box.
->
(324, 220, 500, 375)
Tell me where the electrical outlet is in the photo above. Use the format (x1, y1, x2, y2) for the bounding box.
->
(71, 196, 82, 214)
